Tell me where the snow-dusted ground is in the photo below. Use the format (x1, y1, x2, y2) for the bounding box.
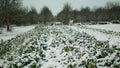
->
(86, 24, 120, 32)
(0, 25, 36, 41)
(0, 25, 120, 68)
(69, 25, 120, 48)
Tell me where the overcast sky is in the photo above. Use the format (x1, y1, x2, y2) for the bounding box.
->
(23, 0, 120, 16)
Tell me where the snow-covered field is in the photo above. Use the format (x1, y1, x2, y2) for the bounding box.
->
(0, 24, 120, 68)
(70, 25, 120, 48)
(86, 24, 120, 32)
(0, 25, 36, 41)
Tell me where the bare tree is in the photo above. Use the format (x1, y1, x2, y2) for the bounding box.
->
(0, 0, 22, 31)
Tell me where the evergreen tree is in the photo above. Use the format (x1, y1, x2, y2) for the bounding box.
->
(57, 3, 72, 25)
(26, 7, 38, 24)
(39, 6, 53, 24)
(79, 7, 91, 22)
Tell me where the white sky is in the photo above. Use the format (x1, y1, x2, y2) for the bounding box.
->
(23, 0, 120, 16)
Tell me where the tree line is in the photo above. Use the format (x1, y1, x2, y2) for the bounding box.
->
(57, 2, 120, 24)
(0, 0, 120, 31)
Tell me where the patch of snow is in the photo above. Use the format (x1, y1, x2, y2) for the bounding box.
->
(69, 26, 120, 48)
(0, 25, 36, 41)
(86, 24, 120, 32)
